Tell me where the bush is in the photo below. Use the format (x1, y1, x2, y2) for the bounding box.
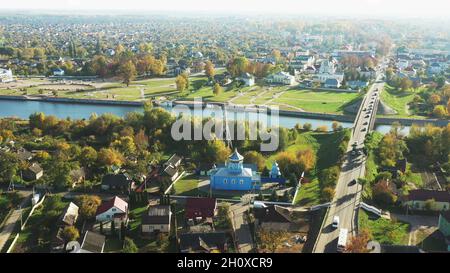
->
(321, 187, 335, 202)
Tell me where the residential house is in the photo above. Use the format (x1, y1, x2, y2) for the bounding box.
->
(79, 231, 106, 253)
(239, 73, 255, 87)
(324, 78, 341, 89)
(347, 80, 369, 90)
(403, 190, 450, 211)
(16, 148, 33, 161)
(185, 197, 217, 223)
(59, 202, 79, 227)
(403, 66, 417, 78)
(265, 71, 296, 85)
(163, 154, 183, 182)
(51, 202, 79, 252)
(254, 205, 309, 232)
(101, 173, 135, 193)
(95, 196, 129, 226)
(141, 205, 172, 234)
(358, 66, 377, 80)
(438, 211, 450, 251)
(210, 149, 261, 191)
(0, 68, 13, 83)
(179, 232, 228, 253)
(290, 55, 315, 70)
(23, 163, 43, 181)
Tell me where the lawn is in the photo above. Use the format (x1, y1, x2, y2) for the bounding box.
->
(0, 192, 22, 226)
(358, 210, 410, 245)
(12, 195, 68, 253)
(271, 131, 349, 206)
(172, 174, 201, 196)
(272, 89, 361, 114)
(379, 85, 427, 118)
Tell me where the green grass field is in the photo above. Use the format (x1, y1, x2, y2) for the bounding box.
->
(271, 131, 349, 206)
(173, 174, 201, 195)
(358, 210, 410, 245)
(273, 89, 361, 114)
(379, 85, 428, 118)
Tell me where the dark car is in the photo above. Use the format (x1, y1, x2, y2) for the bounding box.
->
(348, 179, 357, 186)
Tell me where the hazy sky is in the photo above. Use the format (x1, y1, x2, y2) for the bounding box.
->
(1, 0, 450, 18)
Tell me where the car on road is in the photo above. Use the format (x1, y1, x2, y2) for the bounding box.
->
(362, 127, 367, 132)
(363, 122, 368, 125)
(365, 115, 370, 118)
(332, 216, 340, 229)
(349, 179, 357, 186)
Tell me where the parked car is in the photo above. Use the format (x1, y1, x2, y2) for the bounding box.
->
(332, 216, 340, 229)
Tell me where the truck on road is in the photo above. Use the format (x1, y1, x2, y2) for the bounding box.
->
(337, 228, 348, 253)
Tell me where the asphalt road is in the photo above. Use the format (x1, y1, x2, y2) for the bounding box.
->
(313, 74, 386, 253)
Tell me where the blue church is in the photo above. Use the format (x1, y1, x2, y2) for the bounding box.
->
(210, 149, 261, 191)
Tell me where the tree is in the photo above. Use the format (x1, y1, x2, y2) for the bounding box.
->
(332, 121, 342, 131)
(215, 203, 232, 229)
(433, 105, 447, 119)
(98, 148, 124, 167)
(123, 237, 138, 253)
(61, 226, 80, 242)
(175, 74, 188, 92)
(79, 146, 98, 168)
(112, 136, 137, 156)
(75, 195, 102, 220)
(118, 60, 137, 87)
(227, 57, 249, 77)
(321, 187, 335, 202)
(213, 83, 223, 96)
(424, 199, 436, 211)
(303, 123, 312, 131)
(346, 229, 371, 253)
(0, 151, 19, 184)
(297, 148, 317, 172)
(428, 94, 442, 105)
(372, 180, 396, 207)
(399, 78, 412, 92)
(319, 166, 340, 188)
(205, 60, 215, 78)
(91, 55, 108, 77)
(243, 151, 266, 172)
(258, 229, 287, 253)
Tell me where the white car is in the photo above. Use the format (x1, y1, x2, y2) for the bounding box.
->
(332, 216, 340, 229)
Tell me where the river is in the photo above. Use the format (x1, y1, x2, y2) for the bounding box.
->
(0, 99, 406, 135)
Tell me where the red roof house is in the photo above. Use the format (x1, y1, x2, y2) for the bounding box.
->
(185, 197, 217, 220)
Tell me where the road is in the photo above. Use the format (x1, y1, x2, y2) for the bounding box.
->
(313, 71, 386, 253)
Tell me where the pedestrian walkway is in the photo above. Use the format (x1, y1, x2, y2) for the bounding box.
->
(0, 194, 31, 252)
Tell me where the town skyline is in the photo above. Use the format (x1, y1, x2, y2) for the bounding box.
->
(1, 0, 450, 18)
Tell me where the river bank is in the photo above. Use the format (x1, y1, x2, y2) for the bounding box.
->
(0, 95, 447, 128)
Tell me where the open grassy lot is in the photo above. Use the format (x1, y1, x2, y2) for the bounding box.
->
(272, 89, 361, 114)
(358, 210, 410, 245)
(272, 131, 349, 206)
(172, 174, 201, 196)
(379, 85, 428, 118)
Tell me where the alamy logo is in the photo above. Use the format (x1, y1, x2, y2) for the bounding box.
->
(170, 98, 280, 152)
